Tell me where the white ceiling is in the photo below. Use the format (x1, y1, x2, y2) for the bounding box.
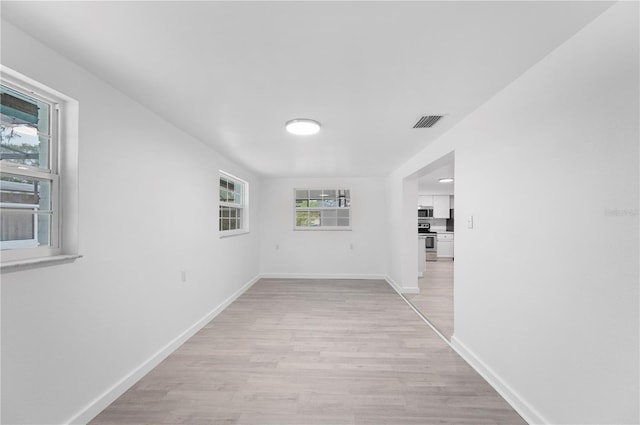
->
(1, 1, 613, 177)
(418, 160, 455, 195)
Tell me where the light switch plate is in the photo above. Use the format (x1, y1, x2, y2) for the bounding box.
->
(467, 216, 474, 229)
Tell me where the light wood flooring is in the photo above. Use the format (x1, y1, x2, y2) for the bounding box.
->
(90, 278, 525, 425)
(406, 260, 454, 340)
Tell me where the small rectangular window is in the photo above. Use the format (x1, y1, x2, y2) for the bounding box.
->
(294, 188, 351, 230)
(219, 171, 248, 236)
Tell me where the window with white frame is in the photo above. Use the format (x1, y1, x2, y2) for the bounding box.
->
(219, 171, 247, 235)
(1, 80, 61, 260)
(294, 189, 351, 230)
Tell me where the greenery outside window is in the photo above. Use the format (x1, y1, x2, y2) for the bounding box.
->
(219, 171, 247, 236)
(295, 188, 351, 230)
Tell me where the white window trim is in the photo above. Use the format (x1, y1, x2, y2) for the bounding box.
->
(1, 66, 79, 268)
(219, 170, 249, 238)
(293, 187, 352, 231)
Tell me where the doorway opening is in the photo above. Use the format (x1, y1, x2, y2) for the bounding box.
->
(405, 151, 455, 341)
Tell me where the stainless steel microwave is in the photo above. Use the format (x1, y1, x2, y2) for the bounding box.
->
(418, 208, 433, 218)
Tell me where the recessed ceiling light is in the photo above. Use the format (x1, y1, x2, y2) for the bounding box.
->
(439, 178, 454, 183)
(285, 119, 321, 136)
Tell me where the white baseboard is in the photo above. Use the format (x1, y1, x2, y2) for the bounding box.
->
(385, 276, 403, 294)
(259, 273, 387, 280)
(384, 276, 419, 294)
(68, 274, 261, 425)
(450, 336, 546, 425)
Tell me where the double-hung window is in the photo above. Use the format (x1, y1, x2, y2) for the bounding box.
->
(1, 81, 61, 261)
(0, 67, 77, 266)
(219, 171, 248, 236)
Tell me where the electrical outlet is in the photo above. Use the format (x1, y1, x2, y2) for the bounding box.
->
(180, 270, 187, 282)
(350, 243, 354, 250)
(467, 216, 474, 229)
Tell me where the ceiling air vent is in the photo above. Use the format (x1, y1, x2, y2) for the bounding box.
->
(413, 115, 443, 128)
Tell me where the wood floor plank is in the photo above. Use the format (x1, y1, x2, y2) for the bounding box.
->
(406, 260, 455, 339)
(89, 278, 526, 425)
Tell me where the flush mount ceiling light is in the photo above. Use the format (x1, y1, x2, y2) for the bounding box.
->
(439, 178, 454, 183)
(285, 119, 321, 136)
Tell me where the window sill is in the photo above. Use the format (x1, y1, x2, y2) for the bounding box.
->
(1, 254, 83, 271)
(220, 229, 250, 238)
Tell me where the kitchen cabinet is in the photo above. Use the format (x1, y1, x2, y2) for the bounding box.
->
(437, 233, 454, 258)
(418, 195, 433, 208)
(433, 195, 450, 218)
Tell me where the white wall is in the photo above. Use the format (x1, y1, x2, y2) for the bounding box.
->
(2, 2, 638, 424)
(259, 177, 387, 279)
(1, 21, 261, 424)
(388, 3, 638, 424)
